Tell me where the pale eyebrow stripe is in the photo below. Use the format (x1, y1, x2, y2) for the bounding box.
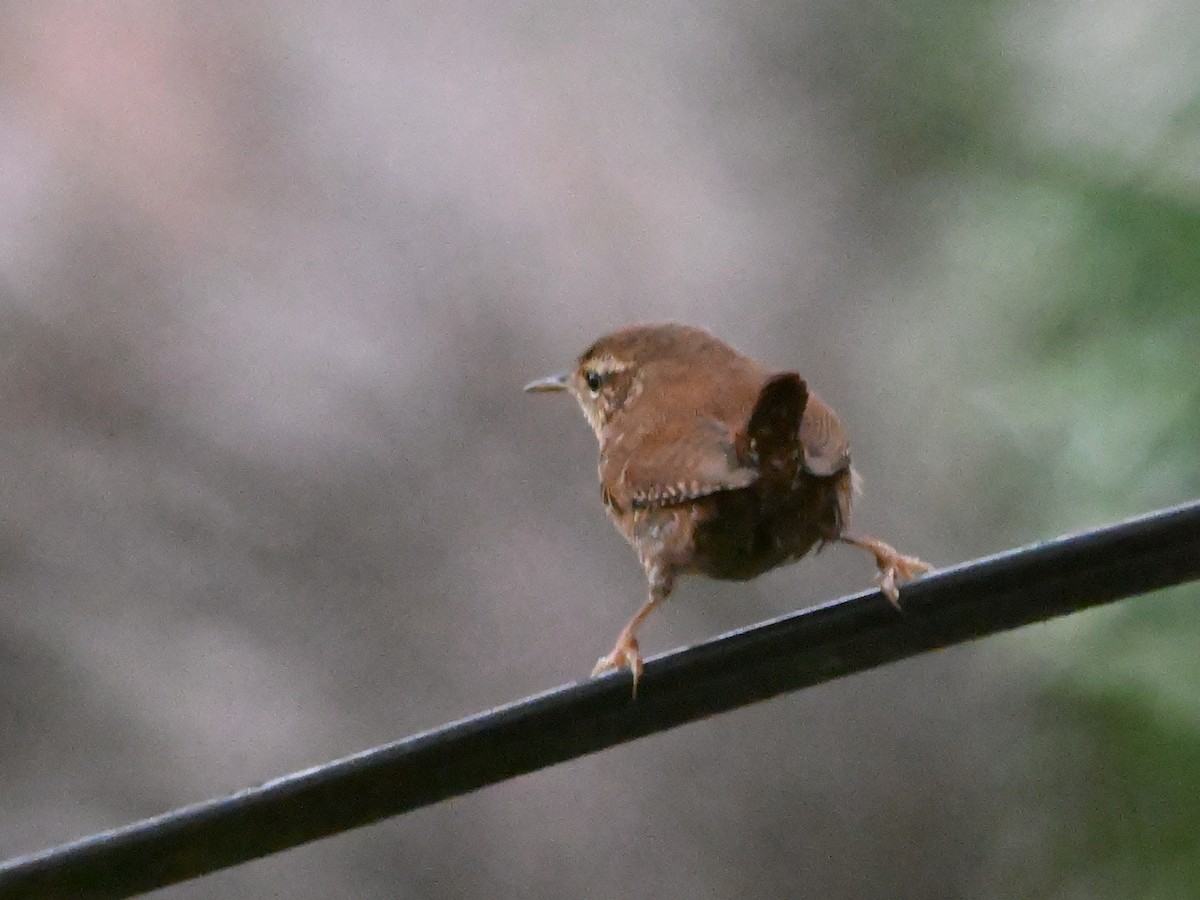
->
(587, 354, 631, 376)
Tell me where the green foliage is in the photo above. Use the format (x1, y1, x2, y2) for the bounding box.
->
(943, 158, 1200, 900)
(1030, 680, 1200, 900)
(857, 0, 1200, 893)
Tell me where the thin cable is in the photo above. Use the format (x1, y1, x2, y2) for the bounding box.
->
(2, 499, 1198, 899)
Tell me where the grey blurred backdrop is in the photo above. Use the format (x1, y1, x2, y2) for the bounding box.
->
(1, 2, 1198, 898)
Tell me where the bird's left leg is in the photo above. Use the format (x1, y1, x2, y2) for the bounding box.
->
(838, 531, 931, 607)
(592, 566, 674, 697)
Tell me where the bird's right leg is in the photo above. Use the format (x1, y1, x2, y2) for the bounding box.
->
(838, 531, 931, 607)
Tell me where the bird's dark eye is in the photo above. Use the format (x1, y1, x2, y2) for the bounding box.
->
(585, 370, 603, 393)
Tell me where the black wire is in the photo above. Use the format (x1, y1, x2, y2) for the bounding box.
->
(2, 500, 1199, 899)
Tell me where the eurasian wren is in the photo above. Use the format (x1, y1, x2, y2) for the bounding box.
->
(525, 322, 930, 692)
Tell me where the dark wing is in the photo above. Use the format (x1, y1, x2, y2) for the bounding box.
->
(799, 389, 856, 532)
(603, 416, 758, 510)
(799, 390, 851, 477)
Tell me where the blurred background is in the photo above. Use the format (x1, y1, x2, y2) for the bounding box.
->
(0, 2, 1197, 897)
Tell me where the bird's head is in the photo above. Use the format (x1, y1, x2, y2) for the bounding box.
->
(523, 323, 738, 439)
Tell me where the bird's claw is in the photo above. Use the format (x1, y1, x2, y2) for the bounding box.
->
(592, 635, 644, 697)
(875, 551, 932, 608)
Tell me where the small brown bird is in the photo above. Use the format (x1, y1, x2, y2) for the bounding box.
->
(525, 323, 929, 692)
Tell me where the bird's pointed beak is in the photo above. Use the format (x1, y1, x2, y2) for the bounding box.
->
(523, 372, 570, 393)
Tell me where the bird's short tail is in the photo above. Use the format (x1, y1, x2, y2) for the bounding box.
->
(745, 372, 808, 495)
